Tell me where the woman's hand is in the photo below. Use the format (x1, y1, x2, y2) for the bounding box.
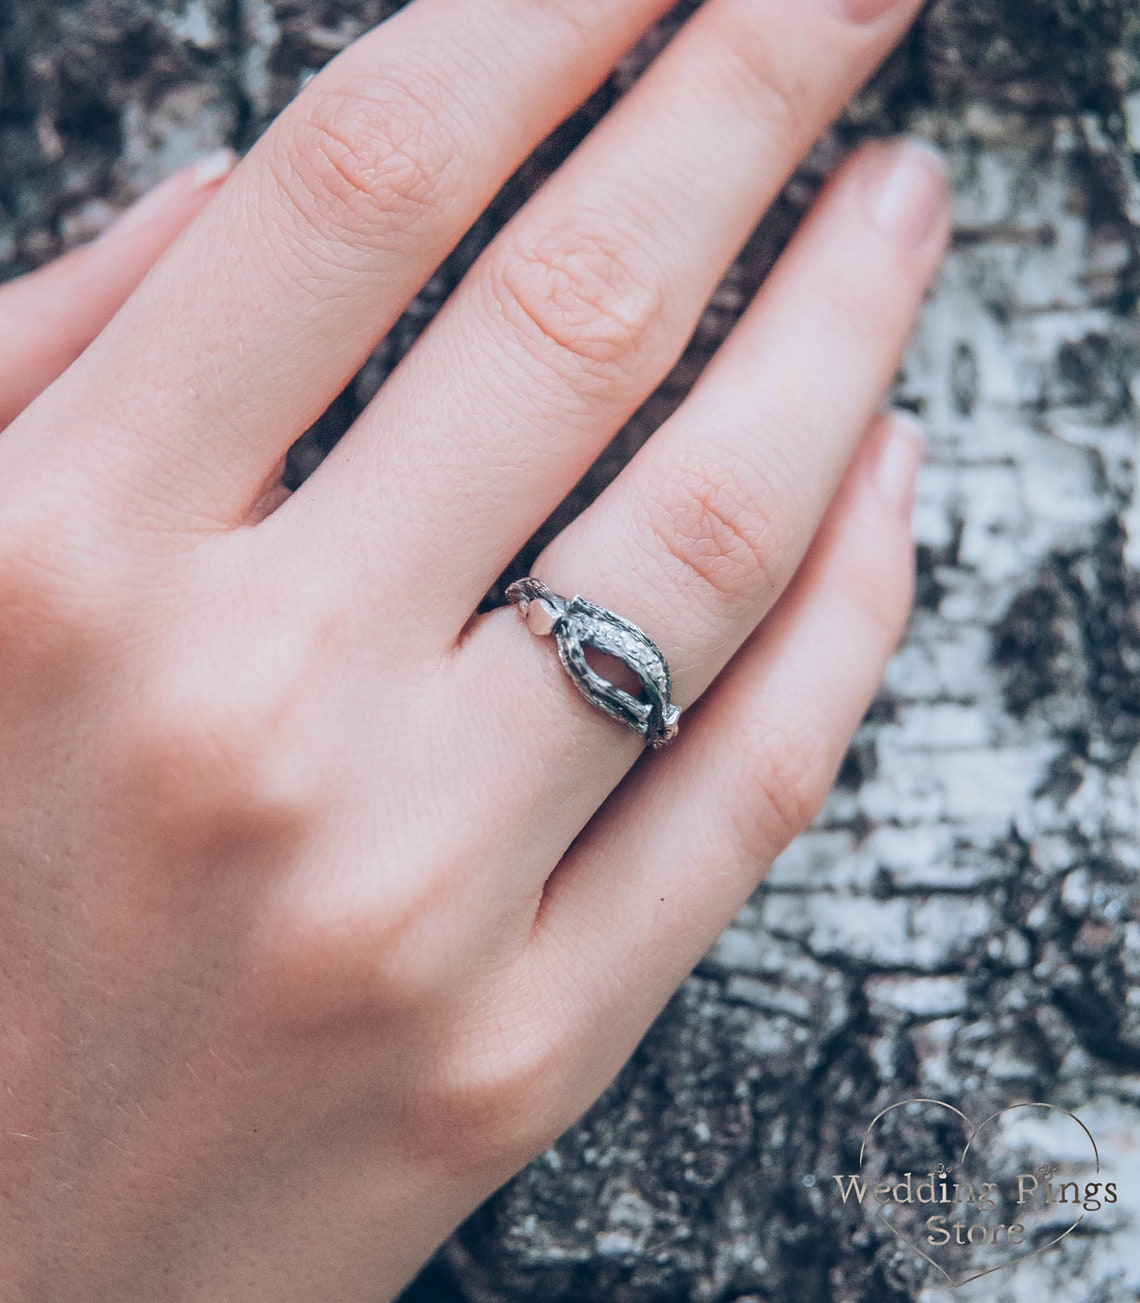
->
(0, 0, 948, 1298)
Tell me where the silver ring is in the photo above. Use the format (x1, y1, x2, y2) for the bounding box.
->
(505, 577, 682, 749)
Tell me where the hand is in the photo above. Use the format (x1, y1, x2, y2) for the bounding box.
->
(0, 1, 949, 1298)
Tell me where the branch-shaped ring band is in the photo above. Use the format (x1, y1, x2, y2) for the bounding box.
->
(505, 577, 682, 749)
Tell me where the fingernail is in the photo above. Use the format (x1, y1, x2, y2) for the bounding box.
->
(187, 147, 237, 190)
(863, 139, 949, 249)
(829, 0, 911, 22)
(99, 148, 236, 242)
(873, 411, 925, 518)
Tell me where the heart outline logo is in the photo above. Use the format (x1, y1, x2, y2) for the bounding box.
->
(858, 1098, 1100, 1287)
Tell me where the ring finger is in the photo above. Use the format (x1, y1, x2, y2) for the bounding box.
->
(448, 137, 948, 881)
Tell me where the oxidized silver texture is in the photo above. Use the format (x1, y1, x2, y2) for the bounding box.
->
(505, 577, 681, 749)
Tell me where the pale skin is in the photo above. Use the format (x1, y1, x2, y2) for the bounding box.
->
(0, 0, 951, 1297)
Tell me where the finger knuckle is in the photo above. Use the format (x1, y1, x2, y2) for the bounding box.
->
(636, 452, 790, 609)
(488, 217, 667, 387)
(249, 806, 481, 1027)
(428, 1024, 565, 1168)
(0, 497, 109, 675)
(112, 633, 314, 853)
(278, 71, 464, 241)
(737, 716, 834, 851)
(710, 2, 809, 137)
(253, 868, 451, 1027)
(844, 544, 916, 646)
(819, 262, 906, 349)
(525, 0, 603, 42)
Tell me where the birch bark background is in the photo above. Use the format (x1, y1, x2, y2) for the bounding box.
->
(1, 2, 1138, 1300)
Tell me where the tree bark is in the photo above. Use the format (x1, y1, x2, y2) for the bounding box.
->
(1, 2, 1137, 1299)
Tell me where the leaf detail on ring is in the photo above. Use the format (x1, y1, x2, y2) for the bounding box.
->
(554, 597, 680, 748)
(505, 578, 681, 748)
